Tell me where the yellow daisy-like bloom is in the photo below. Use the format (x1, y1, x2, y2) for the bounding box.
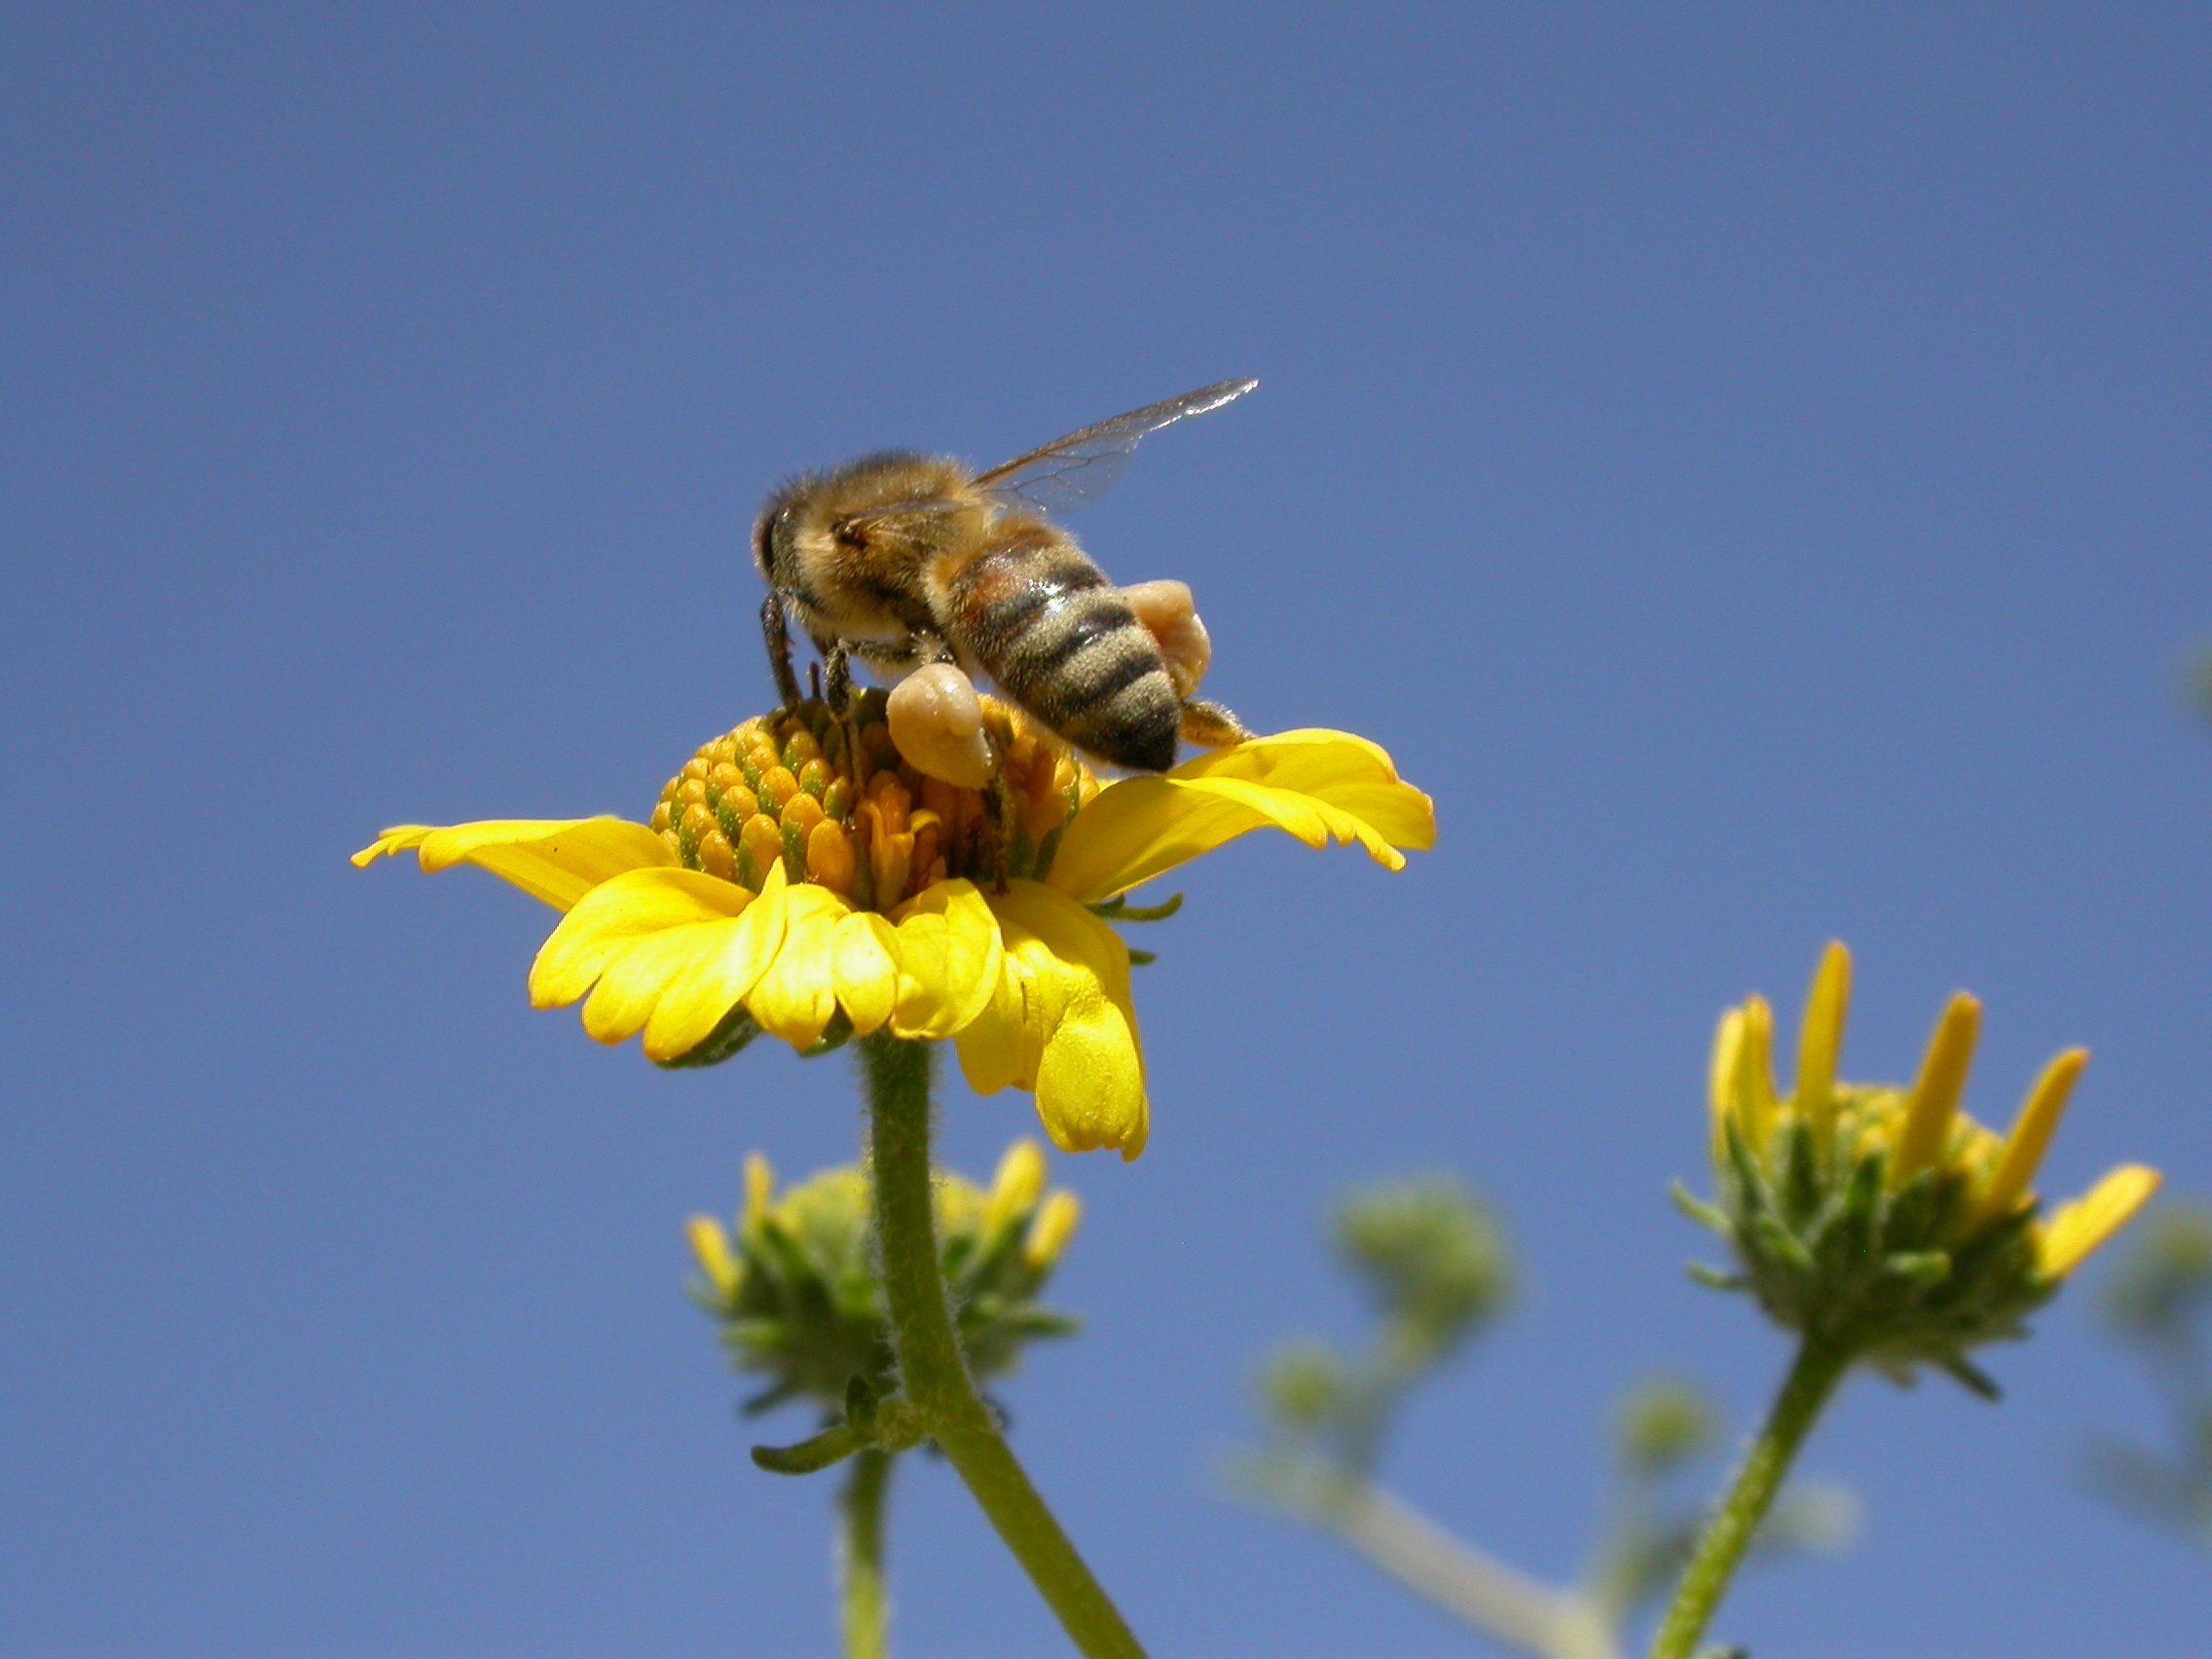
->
(687, 1140, 1084, 1409)
(1691, 940, 2161, 1384)
(355, 690, 1433, 1160)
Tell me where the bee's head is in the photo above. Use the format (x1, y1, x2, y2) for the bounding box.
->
(752, 488, 797, 581)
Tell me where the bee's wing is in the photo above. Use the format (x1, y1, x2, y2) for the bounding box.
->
(974, 379, 1257, 517)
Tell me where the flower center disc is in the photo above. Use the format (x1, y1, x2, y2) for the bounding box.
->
(649, 689, 1098, 911)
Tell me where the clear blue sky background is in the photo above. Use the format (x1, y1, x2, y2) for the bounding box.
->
(5, 7, 2208, 1656)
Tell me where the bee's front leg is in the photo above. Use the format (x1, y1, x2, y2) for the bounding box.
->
(822, 639, 853, 719)
(761, 595, 804, 710)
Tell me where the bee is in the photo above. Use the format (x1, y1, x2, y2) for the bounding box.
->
(753, 380, 1257, 773)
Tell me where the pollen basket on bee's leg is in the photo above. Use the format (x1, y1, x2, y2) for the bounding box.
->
(648, 690, 1100, 912)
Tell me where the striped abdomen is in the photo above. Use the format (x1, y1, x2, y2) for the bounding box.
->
(944, 527, 1180, 772)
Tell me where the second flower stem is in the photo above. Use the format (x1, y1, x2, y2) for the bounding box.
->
(861, 1035, 1147, 1659)
(840, 1449, 892, 1659)
(1646, 1337, 1852, 1659)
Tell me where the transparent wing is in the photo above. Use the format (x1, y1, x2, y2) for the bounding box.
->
(974, 378, 1257, 516)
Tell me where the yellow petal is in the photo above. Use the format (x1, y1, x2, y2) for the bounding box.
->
(1891, 993, 1980, 1188)
(744, 1153, 774, 1227)
(353, 818, 674, 910)
(686, 1216, 740, 1297)
(986, 1139, 1049, 1234)
(744, 880, 850, 1049)
(830, 912, 901, 1037)
(954, 940, 1031, 1098)
(579, 917, 743, 1045)
(1709, 1006, 1747, 1163)
(639, 871, 803, 1061)
(1974, 1049, 2089, 1228)
(1734, 995, 1780, 1155)
(989, 883, 1148, 1160)
(1047, 730, 1433, 903)
(2039, 1164, 2162, 1278)
(1025, 1190, 1082, 1269)
(1794, 941, 1852, 1145)
(529, 867, 755, 1009)
(1168, 729, 1437, 848)
(887, 880, 1006, 1040)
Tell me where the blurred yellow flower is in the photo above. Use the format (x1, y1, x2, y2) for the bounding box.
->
(1710, 941, 2159, 1283)
(357, 692, 1432, 1160)
(687, 1139, 1084, 1407)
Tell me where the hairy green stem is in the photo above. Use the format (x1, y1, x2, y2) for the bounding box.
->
(860, 1035, 1146, 1659)
(840, 1449, 893, 1659)
(1646, 1339, 1852, 1659)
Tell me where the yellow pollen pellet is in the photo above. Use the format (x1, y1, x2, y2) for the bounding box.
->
(681, 800, 714, 844)
(681, 756, 710, 783)
(678, 777, 707, 810)
(708, 760, 744, 795)
(650, 799, 672, 833)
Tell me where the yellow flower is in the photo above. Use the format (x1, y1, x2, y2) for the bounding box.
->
(1692, 941, 2161, 1385)
(687, 1138, 1085, 1406)
(357, 690, 1432, 1159)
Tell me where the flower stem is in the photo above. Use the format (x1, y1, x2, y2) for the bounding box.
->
(860, 1034, 1146, 1659)
(1241, 1457, 1618, 1659)
(840, 1449, 893, 1659)
(1646, 1338, 1852, 1659)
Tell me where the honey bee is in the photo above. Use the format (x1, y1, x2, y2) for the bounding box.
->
(753, 380, 1257, 773)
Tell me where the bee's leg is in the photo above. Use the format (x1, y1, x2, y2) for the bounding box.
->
(819, 640, 865, 800)
(983, 768, 1015, 892)
(1179, 697, 1251, 751)
(761, 595, 803, 709)
(823, 640, 853, 719)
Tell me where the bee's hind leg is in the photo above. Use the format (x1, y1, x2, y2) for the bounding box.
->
(1179, 697, 1251, 752)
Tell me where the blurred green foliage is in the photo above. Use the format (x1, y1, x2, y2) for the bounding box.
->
(2088, 1200, 2212, 1553)
(1235, 1175, 1856, 1657)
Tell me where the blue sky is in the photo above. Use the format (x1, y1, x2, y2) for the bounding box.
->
(5, 6, 2208, 1655)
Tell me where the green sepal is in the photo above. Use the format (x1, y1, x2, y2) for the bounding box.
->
(655, 1005, 762, 1069)
(1782, 1118, 1822, 1226)
(1671, 1181, 1732, 1235)
(1687, 1262, 1749, 1292)
(1091, 891, 1184, 923)
(801, 1009, 854, 1057)
(1940, 1354, 2004, 1401)
(751, 1420, 863, 1475)
(1751, 1213, 1815, 1275)
(1884, 1250, 1952, 1287)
